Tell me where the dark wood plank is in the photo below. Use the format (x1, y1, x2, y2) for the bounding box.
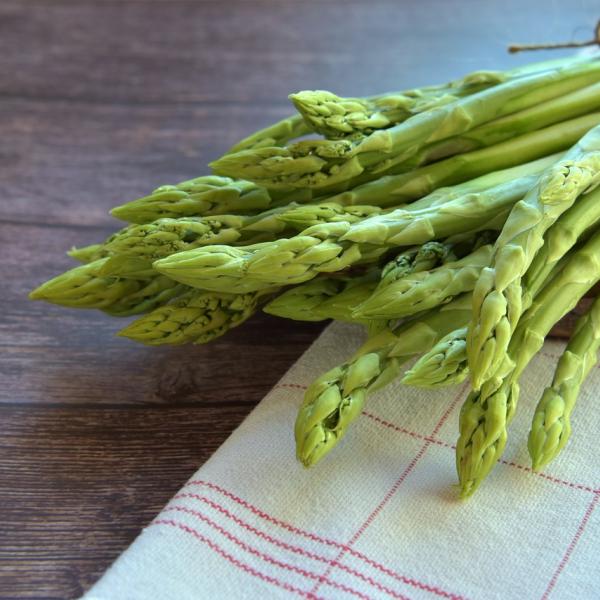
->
(0, 99, 293, 226)
(2, 1, 598, 227)
(0, 405, 252, 598)
(2, 222, 325, 406)
(1, 0, 596, 105)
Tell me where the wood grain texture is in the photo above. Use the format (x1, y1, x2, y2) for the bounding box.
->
(1, 1, 598, 598)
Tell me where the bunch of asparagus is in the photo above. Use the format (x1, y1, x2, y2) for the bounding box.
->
(31, 53, 600, 497)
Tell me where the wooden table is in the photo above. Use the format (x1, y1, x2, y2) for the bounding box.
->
(1, 2, 597, 597)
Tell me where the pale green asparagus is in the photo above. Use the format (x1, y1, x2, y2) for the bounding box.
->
(118, 288, 273, 345)
(289, 70, 506, 138)
(212, 60, 600, 190)
(355, 245, 493, 319)
(467, 124, 600, 391)
(152, 163, 538, 292)
(404, 185, 600, 388)
(458, 228, 600, 497)
(528, 296, 600, 470)
(296, 295, 472, 466)
(29, 258, 137, 309)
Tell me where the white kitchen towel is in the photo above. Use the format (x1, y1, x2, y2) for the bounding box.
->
(83, 321, 600, 600)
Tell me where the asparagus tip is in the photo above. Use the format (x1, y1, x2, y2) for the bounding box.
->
(530, 456, 544, 472)
(109, 205, 128, 221)
(459, 481, 477, 500)
(28, 286, 45, 300)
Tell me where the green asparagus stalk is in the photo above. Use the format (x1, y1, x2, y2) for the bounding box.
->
(101, 200, 384, 268)
(227, 114, 312, 153)
(389, 81, 600, 174)
(211, 60, 600, 190)
(296, 295, 472, 466)
(103, 277, 185, 317)
(275, 203, 384, 231)
(325, 115, 596, 209)
(457, 229, 600, 497)
(264, 240, 456, 322)
(96, 255, 157, 280)
(152, 160, 547, 293)
(403, 185, 600, 389)
(379, 241, 453, 283)
(103, 213, 292, 260)
(118, 288, 271, 345)
(29, 258, 149, 310)
(528, 296, 600, 470)
(104, 216, 253, 259)
(110, 176, 313, 224)
(111, 194, 387, 253)
(110, 200, 398, 262)
(310, 280, 380, 323)
(151, 222, 386, 293)
(263, 270, 380, 323)
(291, 90, 419, 139)
(291, 56, 598, 140)
(263, 277, 357, 322)
(330, 151, 559, 212)
(68, 244, 108, 263)
(111, 176, 269, 223)
(467, 124, 600, 391)
(289, 70, 506, 139)
(355, 245, 493, 319)
(521, 186, 600, 301)
(402, 326, 470, 388)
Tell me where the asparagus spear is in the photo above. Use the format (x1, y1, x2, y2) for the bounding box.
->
(355, 245, 493, 319)
(325, 115, 595, 209)
(104, 215, 257, 259)
(289, 70, 505, 139)
(111, 200, 398, 262)
(405, 184, 600, 388)
(264, 277, 357, 322)
(263, 270, 380, 323)
(379, 241, 453, 284)
(387, 81, 600, 175)
(291, 91, 419, 139)
(97, 255, 156, 279)
(467, 124, 600, 391)
(152, 163, 537, 293)
(457, 228, 600, 497)
(111, 175, 313, 224)
(111, 176, 268, 223)
(68, 244, 108, 263)
(528, 296, 600, 470)
(402, 326, 470, 388)
(225, 55, 585, 159)
(118, 288, 272, 345)
(264, 240, 455, 322)
(105, 200, 381, 267)
(275, 202, 384, 231)
(521, 185, 600, 301)
(151, 222, 380, 293)
(291, 56, 599, 140)
(103, 277, 185, 317)
(211, 60, 600, 189)
(227, 114, 312, 153)
(296, 295, 472, 466)
(29, 258, 140, 309)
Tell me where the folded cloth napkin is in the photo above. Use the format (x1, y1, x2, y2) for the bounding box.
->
(83, 322, 599, 600)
